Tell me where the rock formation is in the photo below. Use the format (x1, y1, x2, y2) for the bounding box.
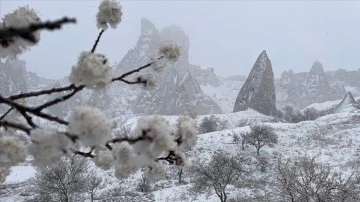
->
(334, 91, 358, 113)
(233, 51, 277, 116)
(0, 59, 27, 96)
(276, 61, 346, 108)
(115, 18, 222, 115)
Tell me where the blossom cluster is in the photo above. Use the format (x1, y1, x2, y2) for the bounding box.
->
(28, 128, 73, 168)
(92, 115, 197, 180)
(96, 0, 123, 30)
(0, 6, 41, 59)
(158, 41, 181, 62)
(69, 51, 112, 89)
(68, 105, 115, 147)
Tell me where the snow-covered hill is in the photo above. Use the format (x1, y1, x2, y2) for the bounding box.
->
(2, 108, 360, 201)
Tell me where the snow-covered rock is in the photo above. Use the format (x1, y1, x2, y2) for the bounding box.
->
(233, 50, 277, 116)
(334, 91, 359, 113)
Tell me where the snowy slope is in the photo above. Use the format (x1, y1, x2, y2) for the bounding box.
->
(201, 79, 244, 113)
(2, 106, 360, 202)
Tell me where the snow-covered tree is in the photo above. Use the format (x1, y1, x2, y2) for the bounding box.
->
(246, 124, 277, 156)
(277, 156, 360, 201)
(0, 0, 196, 184)
(190, 150, 245, 202)
(33, 155, 90, 202)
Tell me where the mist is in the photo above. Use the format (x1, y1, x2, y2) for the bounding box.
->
(1, 1, 360, 79)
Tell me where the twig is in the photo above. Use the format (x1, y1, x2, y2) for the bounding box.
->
(8, 84, 77, 100)
(0, 121, 31, 134)
(0, 17, 76, 43)
(112, 56, 163, 82)
(72, 148, 95, 158)
(0, 107, 13, 121)
(156, 150, 183, 165)
(91, 29, 105, 53)
(33, 86, 83, 111)
(0, 95, 68, 125)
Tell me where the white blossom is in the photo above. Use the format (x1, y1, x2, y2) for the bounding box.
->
(158, 41, 181, 62)
(0, 135, 26, 167)
(0, 167, 10, 184)
(69, 51, 112, 90)
(136, 73, 156, 90)
(114, 164, 137, 180)
(134, 116, 175, 159)
(144, 162, 165, 182)
(174, 150, 187, 168)
(112, 142, 136, 166)
(68, 105, 115, 147)
(0, 6, 41, 59)
(28, 128, 72, 168)
(151, 57, 166, 71)
(175, 116, 198, 151)
(93, 146, 113, 170)
(96, 0, 122, 30)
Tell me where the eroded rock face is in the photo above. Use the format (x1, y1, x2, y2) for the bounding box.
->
(276, 61, 346, 108)
(233, 51, 277, 116)
(116, 18, 222, 115)
(0, 59, 27, 96)
(306, 61, 331, 98)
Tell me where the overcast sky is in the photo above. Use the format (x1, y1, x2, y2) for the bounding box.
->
(1, 0, 360, 79)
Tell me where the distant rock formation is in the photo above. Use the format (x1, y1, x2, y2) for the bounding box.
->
(116, 18, 222, 115)
(334, 91, 358, 113)
(0, 59, 27, 96)
(306, 61, 331, 99)
(233, 51, 277, 116)
(276, 61, 346, 108)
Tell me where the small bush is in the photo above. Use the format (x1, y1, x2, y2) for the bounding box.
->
(199, 115, 219, 134)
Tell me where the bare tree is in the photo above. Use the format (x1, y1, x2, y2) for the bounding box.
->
(138, 175, 151, 192)
(33, 155, 90, 202)
(240, 132, 249, 151)
(190, 150, 245, 202)
(231, 131, 249, 151)
(87, 174, 103, 202)
(247, 124, 277, 156)
(277, 156, 360, 202)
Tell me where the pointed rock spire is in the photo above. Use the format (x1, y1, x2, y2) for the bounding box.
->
(233, 50, 277, 116)
(335, 91, 358, 113)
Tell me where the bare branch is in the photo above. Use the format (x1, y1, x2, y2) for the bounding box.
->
(0, 107, 13, 121)
(0, 120, 31, 134)
(33, 86, 83, 112)
(90, 29, 105, 53)
(8, 84, 78, 100)
(0, 17, 76, 43)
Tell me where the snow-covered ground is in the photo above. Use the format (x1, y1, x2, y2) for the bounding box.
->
(2, 108, 360, 201)
(201, 79, 243, 113)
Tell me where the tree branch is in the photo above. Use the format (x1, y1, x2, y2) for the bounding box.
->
(90, 29, 105, 53)
(0, 17, 76, 43)
(0, 120, 31, 134)
(8, 84, 78, 100)
(33, 86, 83, 112)
(0, 107, 13, 121)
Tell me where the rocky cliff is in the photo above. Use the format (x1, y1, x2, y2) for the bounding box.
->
(233, 51, 277, 116)
(276, 61, 346, 108)
(115, 18, 221, 115)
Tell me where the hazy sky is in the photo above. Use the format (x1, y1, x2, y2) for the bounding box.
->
(1, 1, 360, 79)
